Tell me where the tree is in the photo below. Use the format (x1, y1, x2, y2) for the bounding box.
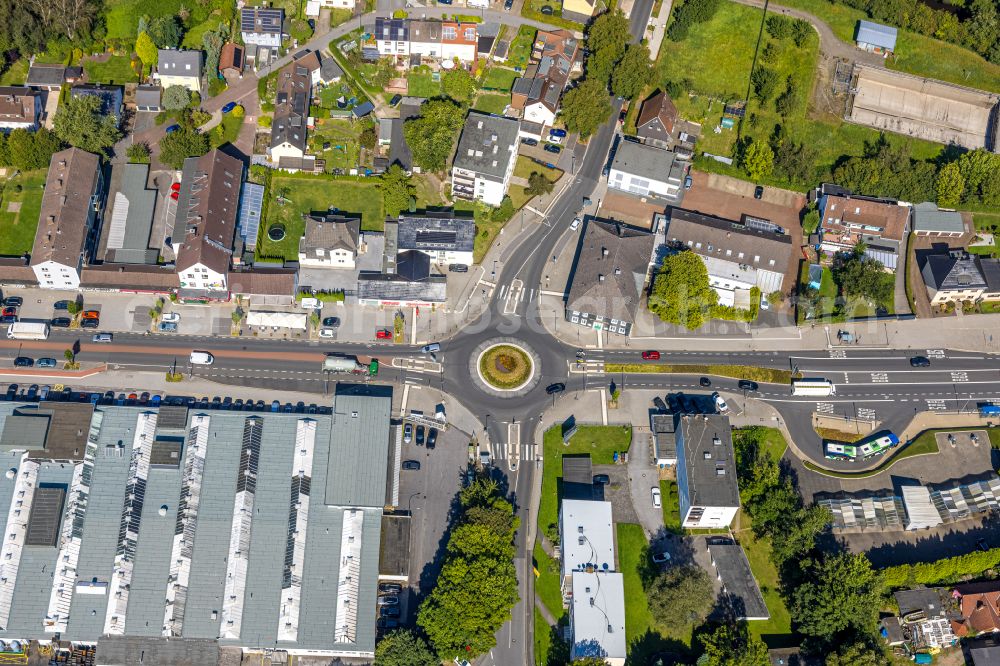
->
(824, 642, 890, 666)
(586, 10, 630, 82)
(8, 128, 62, 170)
(766, 15, 792, 40)
(611, 43, 653, 99)
(775, 76, 799, 117)
(135, 31, 158, 69)
(53, 95, 121, 155)
(560, 79, 612, 139)
(231, 105, 245, 119)
(0, 0, 46, 55)
(126, 142, 151, 164)
(379, 165, 415, 217)
(802, 208, 820, 234)
(147, 15, 182, 48)
(162, 85, 192, 111)
(289, 18, 313, 42)
(773, 139, 814, 184)
(648, 251, 718, 330)
(699, 621, 769, 666)
(645, 565, 713, 634)
(832, 248, 892, 308)
(667, 0, 722, 41)
(751, 66, 778, 102)
(359, 126, 377, 151)
(404, 99, 464, 172)
(373, 629, 438, 666)
(203, 27, 225, 79)
(935, 161, 965, 207)
(442, 68, 476, 103)
(571, 659, 611, 666)
(525, 172, 554, 197)
(25, 0, 97, 41)
(491, 196, 514, 223)
(792, 553, 883, 646)
(158, 128, 209, 169)
(741, 140, 774, 181)
(791, 19, 813, 46)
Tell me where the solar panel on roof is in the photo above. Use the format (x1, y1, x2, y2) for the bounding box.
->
(238, 183, 264, 242)
(414, 230, 457, 246)
(26, 486, 66, 547)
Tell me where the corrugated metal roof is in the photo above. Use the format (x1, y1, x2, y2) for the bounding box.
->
(912, 202, 965, 234)
(856, 20, 897, 50)
(325, 386, 391, 508)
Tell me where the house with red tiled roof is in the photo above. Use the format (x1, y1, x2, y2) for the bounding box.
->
(954, 583, 1000, 635)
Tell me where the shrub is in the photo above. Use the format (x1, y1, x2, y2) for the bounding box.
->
(667, 0, 723, 41)
(765, 14, 792, 40)
(882, 547, 1000, 590)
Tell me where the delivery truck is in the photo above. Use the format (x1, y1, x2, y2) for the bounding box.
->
(322, 354, 378, 376)
(6, 322, 50, 340)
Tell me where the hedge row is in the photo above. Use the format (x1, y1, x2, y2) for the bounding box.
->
(605, 363, 792, 384)
(882, 547, 1000, 590)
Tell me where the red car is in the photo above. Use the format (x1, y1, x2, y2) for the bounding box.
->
(1, 307, 16, 317)
(170, 191, 179, 200)
(641, 350, 660, 360)
(376, 329, 392, 340)
(170, 182, 181, 191)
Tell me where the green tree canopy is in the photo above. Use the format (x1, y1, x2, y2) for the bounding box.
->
(741, 139, 774, 181)
(126, 142, 151, 164)
(135, 31, 158, 69)
(6, 128, 62, 170)
(147, 15, 182, 48)
(158, 128, 209, 169)
(792, 552, 883, 647)
(162, 85, 191, 111)
(648, 250, 718, 330)
(824, 641, 889, 666)
(831, 248, 892, 308)
(373, 629, 438, 666)
(611, 43, 653, 100)
(442, 68, 476, 102)
(751, 66, 779, 102)
(525, 172, 554, 197)
(53, 95, 121, 156)
(935, 161, 965, 207)
(379, 164, 416, 217)
(699, 621, 769, 666)
(560, 79, 612, 139)
(645, 565, 713, 634)
(203, 27, 225, 79)
(403, 99, 465, 172)
(0, 0, 46, 55)
(586, 10, 630, 82)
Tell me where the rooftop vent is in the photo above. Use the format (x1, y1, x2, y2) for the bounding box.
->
(713, 437, 721, 446)
(703, 452, 712, 459)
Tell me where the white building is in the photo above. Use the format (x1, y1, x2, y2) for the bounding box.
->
(570, 572, 626, 666)
(451, 112, 520, 207)
(318, 0, 355, 9)
(440, 22, 478, 62)
(677, 415, 740, 529)
(375, 17, 410, 57)
(298, 214, 363, 269)
(0, 87, 40, 131)
(559, 499, 615, 597)
(393, 215, 476, 267)
(608, 141, 684, 200)
(156, 49, 202, 94)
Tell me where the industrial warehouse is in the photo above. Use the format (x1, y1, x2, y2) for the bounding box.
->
(0, 384, 392, 663)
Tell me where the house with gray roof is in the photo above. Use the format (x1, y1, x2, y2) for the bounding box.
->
(608, 141, 684, 200)
(395, 214, 475, 266)
(451, 112, 520, 207)
(270, 60, 311, 162)
(856, 19, 897, 54)
(510, 29, 578, 127)
(134, 85, 161, 112)
(357, 250, 447, 307)
(920, 248, 1000, 305)
(298, 213, 364, 269)
(912, 201, 966, 237)
(103, 164, 159, 265)
(156, 49, 202, 93)
(26, 64, 68, 91)
(565, 219, 656, 337)
(707, 540, 770, 621)
(677, 414, 740, 528)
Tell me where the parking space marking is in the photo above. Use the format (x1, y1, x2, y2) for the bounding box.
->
(816, 402, 835, 414)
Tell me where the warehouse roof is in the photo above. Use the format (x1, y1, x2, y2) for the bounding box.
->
(856, 20, 897, 50)
(912, 201, 966, 235)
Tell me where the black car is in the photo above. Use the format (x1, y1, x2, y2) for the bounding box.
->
(416, 425, 425, 446)
(379, 583, 402, 594)
(0, 315, 16, 325)
(53, 300, 71, 310)
(402, 460, 421, 470)
(738, 379, 759, 391)
(377, 618, 398, 631)
(80, 318, 99, 328)
(427, 428, 437, 449)
(910, 356, 931, 367)
(521, 138, 538, 146)
(322, 316, 341, 327)
(543, 143, 561, 154)
(389, 94, 402, 106)
(50, 317, 72, 328)
(546, 382, 566, 395)
(504, 0, 513, 9)
(449, 263, 469, 272)
(593, 474, 610, 484)
(652, 396, 668, 412)
(699, 377, 712, 387)
(754, 185, 764, 199)
(540, 4, 553, 13)
(380, 606, 401, 618)
(5, 384, 17, 399)
(14, 357, 33, 367)
(3, 296, 22, 307)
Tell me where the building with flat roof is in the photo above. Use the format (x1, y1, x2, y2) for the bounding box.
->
(103, 164, 159, 265)
(912, 202, 966, 237)
(356, 250, 447, 307)
(651, 412, 679, 466)
(676, 414, 740, 528)
(569, 572, 626, 666)
(395, 214, 475, 266)
(608, 141, 685, 200)
(241, 7, 284, 48)
(0, 385, 392, 658)
(855, 19, 897, 54)
(559, 499, 615, 593)
(451, 112, 519, 207)
(706, 540, 770, 621)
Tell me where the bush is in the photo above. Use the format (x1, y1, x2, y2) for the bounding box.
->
(667, 0, 723, 41)
(881, 547, 1000, 590)
(765, 14, 792, 40)
(162, 85, 191, 111)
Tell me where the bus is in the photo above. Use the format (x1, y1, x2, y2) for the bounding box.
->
(824, 442, 857, 461)
(791, 378, 836, 396)
(6, 322, 49, 340)
(858, 433, 900, 460)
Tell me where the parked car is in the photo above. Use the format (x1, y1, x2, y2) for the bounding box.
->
(403, 423, 412, 444)
(92, 333, 113, 343)
(570, 217, 581, 231)
(652, 396, 667, 412)
(760, 297, 770, 311)
(738, 380, 758, 392)
(449, 264, 469, 272)
(3, 297, 22, 307)
(165, 124, 180, 133)
(52, 300, 71, 310)
(377, 595, 400, 606)
(322, 316, 340, 327)
(402, 460, 421, 470)
(540, 4, 553, 13)
(162, 312, 180, 323)
(910, 356, 931, 367)
(377, 618, 399, 631)
(271, 400, 280, 412)
(82, 310, 100, 319)
(549, 128, 567, 138)
(50, 317, 72, 328)
(427, 428, 437, 449)
(684, 175, 693, 190)
(1, 307, 16, 317)
(379, 583, 403, 594)
(376, 329, 392, 339)
(158, 322, 178, 332)
(593, 474, 610, 484)
(651, 487, 662, 508)
(221, 101, 237, 114)
(26, 384, 38, 400)
(300, 297, 322, 310)
(543, 143, 561, 154)
(699, 377, 711, 387)
(37, 358, 56, 368)
(503, 0, 513, 9)
(380, 606, 401, 618)
(80, 318, 99, 328)
(754, 185, 764, 199)
(389, 94, 402, 106)
(712, 392, 729, 414)
(13, 357, 33, 367)
(652, 551, 671, 564)
(521, 137, 538, 146)
(546, 383, 565, 395)
(641, 350, 660, 360)
(0, 315, 16, 324)
(416, 425, 425, 446)
(319, 328, 336, 338)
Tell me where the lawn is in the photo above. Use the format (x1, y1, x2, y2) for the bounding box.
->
(659, 479, 681, 533)
(507, 25, 537, 70)
(182, 14, 225, 49)
(83, 56, 139, 84)
(755, 426, 789, 462)
(0, 60, 29, 86)
(656, 2, 946, 190)
(308, 118, 363, 173)
(534, 607, 552, 666)
(521, 0, 584, 31)
(533, 541, 564, 619)
(537, 425, 633, 542)
(735, 525, 795, 648)
(514, 155, 563, 182)
(472, 93, 511, 115)
(968, 211, 1000, 258)
(407, 68, 441, 97)
(482, 66, 520, 92)
(103, 0, 207, 40)
(209, 114, 242, 148)
(257, 176, 384, 260)
(0, 170, 46, 256)
(413, 174, 444, 208)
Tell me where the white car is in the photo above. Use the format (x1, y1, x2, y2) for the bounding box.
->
(300, 297, 322, 310)
(651, 487, 662, 508)
(713, 392, 729, 414)
(161, 312, 180, 323)
(319, 328, 336, 338)
(570, 217, 581, 231)
(189, 351, 213, 365)
(760, 298, 770, 311)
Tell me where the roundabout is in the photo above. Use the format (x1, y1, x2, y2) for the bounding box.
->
(470, 338, 541, 397)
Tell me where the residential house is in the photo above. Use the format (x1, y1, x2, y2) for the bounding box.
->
(26, 64, 69, 91)
(676, 414, 740, 529)
(441, 22, 478, 62)
(921, 248, 1000, 305)
(30, 149, 104, 289)
(374, 18, 477, 62)
(156, 49, 203, 94)
(298, 51, 343, 86)
(564, 219, 656, 336)
(375, 17, 410, 58)
(912, 201, 966, 237)
(477, 22, 500, 58)
(892, 587, 959, 649)
(665, 208, 793, 305)
(134, 85, 162, 112)
(409, 20, 443, 58)
(270, 60, 312, 163)
(395, 214, 476, 266)
(378, 118, 392, 146)
(228, 267, 299, 304)
(636, 91, 679, 149)
(316, 0, 355, 8)
(968, 637, 1000, 666)
(174, 150, 243, 297)
(219, 43, 245, 78)
(955, 583, 1000, 635)
(856, 20, 897, 55)
(816, 184, 910, 271)
(493, 40, 510, 63)
(70, 84, 124, 126)
(561, 0, 600, 22)
(451, 112, 520, 207)
(558, 499, 615, 598)
(0, 87, 40, 131)
(298, 214, 364, 269)
(608, 141, 685, 200)
(103, 163, 159, 265)
(510, 29, 579, 127)
(706, 540, 770, 621)
(241, 7, 284, 48)
(651, 412, 679, 466)
(357, 249, 447, 307)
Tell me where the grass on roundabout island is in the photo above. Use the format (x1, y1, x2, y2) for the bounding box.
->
(479, 344, 532, 390)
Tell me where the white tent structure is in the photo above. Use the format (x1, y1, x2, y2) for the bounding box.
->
(246, 311, 308, 330)
(902, 485, 943, 530)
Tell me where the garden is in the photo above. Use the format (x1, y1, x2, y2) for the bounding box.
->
(0, 170, 46, 256)
(478, 344, 533, 390)
(307, 118, 366, 174)
(82, 55, 139, 84)
(505, 25, 537, 71)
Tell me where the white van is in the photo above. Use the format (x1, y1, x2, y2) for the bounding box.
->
(189, 351, 214, 365)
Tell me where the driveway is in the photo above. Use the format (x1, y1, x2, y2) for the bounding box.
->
(627, 431, 665, 537)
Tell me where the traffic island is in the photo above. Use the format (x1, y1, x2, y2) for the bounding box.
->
(470, 338, 541, 397)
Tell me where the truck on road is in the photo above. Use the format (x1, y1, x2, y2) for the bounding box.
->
(322, 354, 378, 376)
(6, 322, 50, 340)
(791, 378, 836, 396)
(980, 404, 1000, 418)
